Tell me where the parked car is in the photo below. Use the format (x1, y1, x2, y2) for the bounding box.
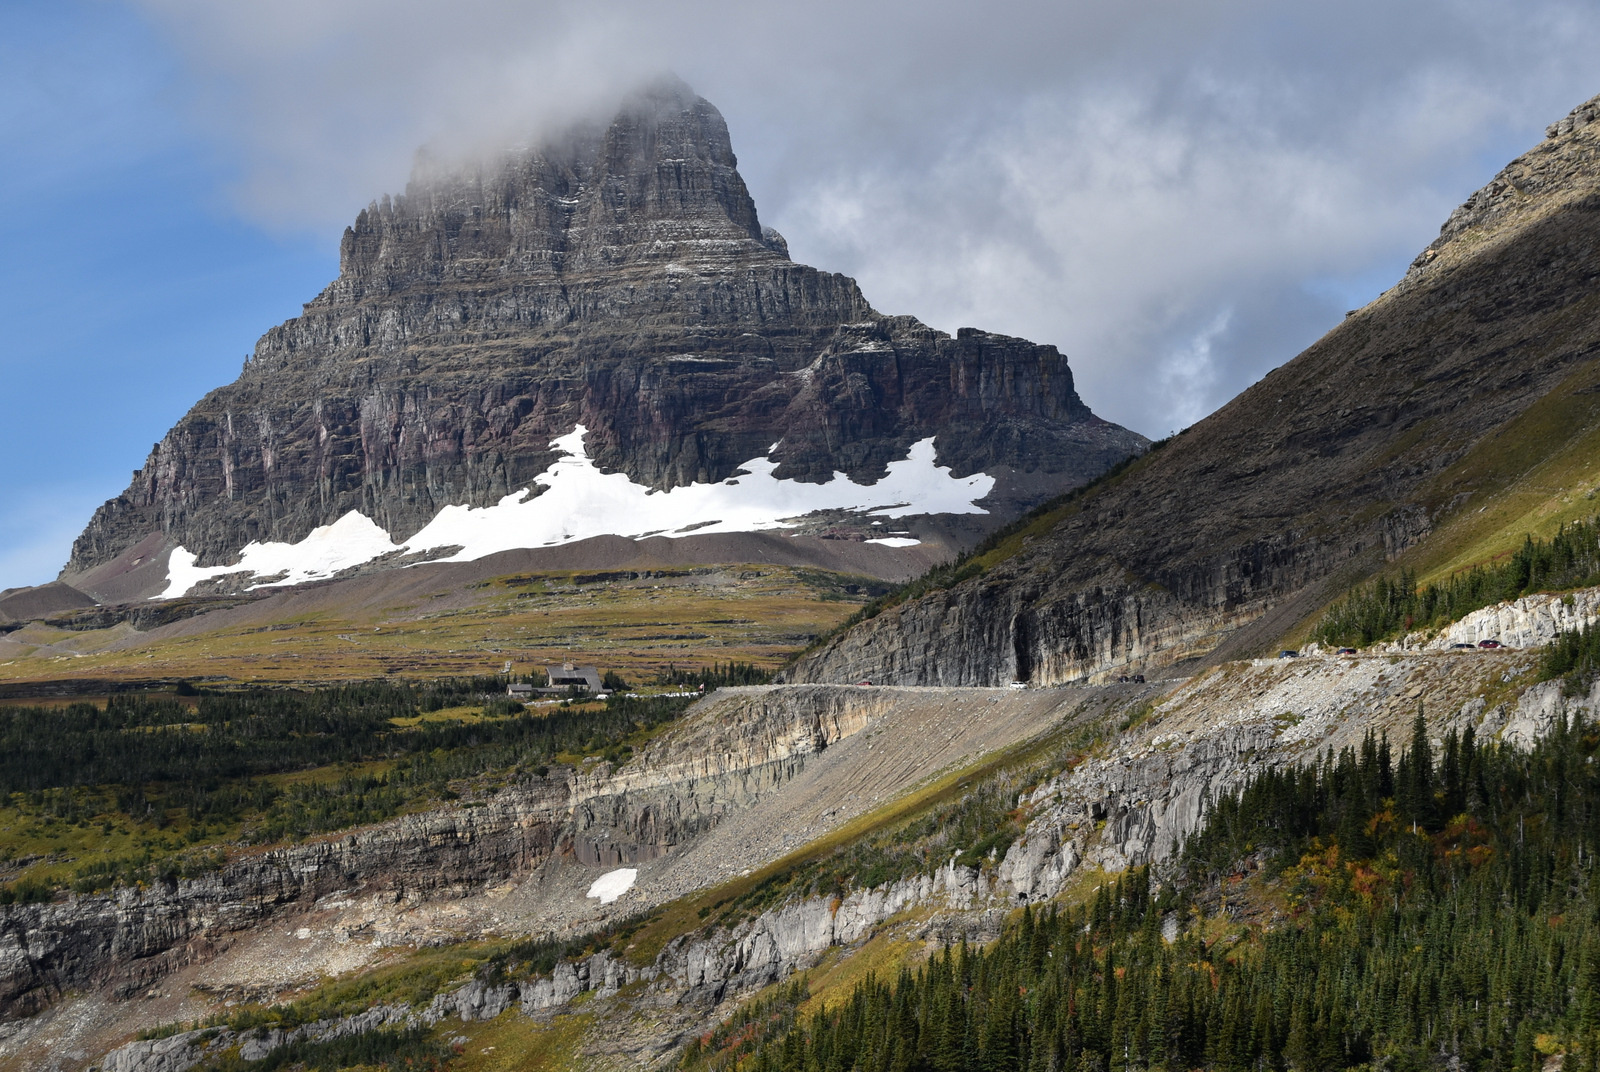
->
(1451, 643, 1475, 650)
(1279, 650, 1300, 659)
(1337, 648, 1358, 655)
(855, 680, 872, 686)
(1477, 639, 1503, 649)
(1008, 681, 1028, 690)
(1132, 674, 1146, 683)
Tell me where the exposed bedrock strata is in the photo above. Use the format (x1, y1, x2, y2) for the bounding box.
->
(0, 685, 881, 1023)
(95, 644, 1600, 1072)
(0, 785, 567, 1022)
(66, 79, 1144, 580)
(788, 94, 1600, 687)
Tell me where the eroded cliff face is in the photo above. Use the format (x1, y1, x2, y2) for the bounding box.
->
(0, 785, 566, 1021)
(66, 78, 1144, 584)
(787, 93, 1600, 688)
(567, 686, 880, 865)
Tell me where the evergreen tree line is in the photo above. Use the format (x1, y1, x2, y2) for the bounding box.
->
(699, 711, 1600, 1072)
(188, 1025, 451, 1071)
(658, 662, 773, 688)
(0, 685, 694, 872)
(1313, 516, 1600, 647)
(1543, 621, 1600, 695)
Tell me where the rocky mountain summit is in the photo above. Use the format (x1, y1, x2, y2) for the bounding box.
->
(789, 92, 1600, 687)
(63, 78, 1144, 601)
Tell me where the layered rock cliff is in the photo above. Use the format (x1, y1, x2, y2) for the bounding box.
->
(0, 685, 880, 1023)
(788, 91, 1600, 687)
(65, 78, 1144, 594)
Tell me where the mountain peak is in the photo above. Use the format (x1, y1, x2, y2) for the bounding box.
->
(322, 80, 773, 310)
(64, 85, 1147, 599)
(1403, 90, 1600, 286)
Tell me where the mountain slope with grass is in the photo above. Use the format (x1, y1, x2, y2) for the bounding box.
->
(788, 92, 1600, 687)
(30, 598, 1593, 1072)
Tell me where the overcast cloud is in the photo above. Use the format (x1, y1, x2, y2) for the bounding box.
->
(3, 0, 1599, 591)
(132, 0, 1600, 437)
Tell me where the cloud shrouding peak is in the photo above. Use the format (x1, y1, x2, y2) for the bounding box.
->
(133, 0, 1600, 436)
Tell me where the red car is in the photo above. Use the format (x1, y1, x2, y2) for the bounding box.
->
(1477, 640, 1503, 649)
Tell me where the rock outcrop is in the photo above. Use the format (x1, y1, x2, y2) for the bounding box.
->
(787, 91, 1600, 688)
(64, 78, 1145, 597)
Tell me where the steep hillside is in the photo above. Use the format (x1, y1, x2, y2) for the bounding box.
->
(788, 92, 1600, 686)
(62, 78, 1144, 603)
(17, 587, 1592, 1071)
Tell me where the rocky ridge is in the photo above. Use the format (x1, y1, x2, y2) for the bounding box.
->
(0, 686, 880, 1024)
(787, 90, 1600, 688)
(0, 683, 1076, 1070)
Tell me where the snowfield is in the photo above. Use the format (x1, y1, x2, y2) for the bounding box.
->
(158, 427, 993, 598)
(586, 867, 638, 904)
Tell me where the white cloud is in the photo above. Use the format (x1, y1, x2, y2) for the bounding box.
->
(121, 0, 1600, 442)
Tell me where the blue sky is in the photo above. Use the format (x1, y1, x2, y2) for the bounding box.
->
(0, 3, 333, 589)
(3, 0, 1599, 592)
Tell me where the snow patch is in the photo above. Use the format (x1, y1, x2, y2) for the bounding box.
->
(587, 867, 637, 904)
(865, 537, 922, 548)
(159, 427, 990, 597)
(402, 427, 987, 563)
(161, 512, 400, 599)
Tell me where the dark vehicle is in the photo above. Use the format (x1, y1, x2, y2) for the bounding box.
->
(1132, 674, 1146, 683)
(1478, 639, 1503, 649)
(1451, 643, 1476, 649)
(1279, 650, 1300, 659)
(1337, 647, 1358, 655)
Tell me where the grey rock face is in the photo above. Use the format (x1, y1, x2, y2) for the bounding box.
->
(1407, 92, 1600, 283)
(67, 78, 1144, 582)
(0, 782, 566, 1021)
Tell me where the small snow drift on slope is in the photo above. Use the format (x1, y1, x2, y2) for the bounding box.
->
(587, 867, 637, 904)
(158, 428, 994, 598)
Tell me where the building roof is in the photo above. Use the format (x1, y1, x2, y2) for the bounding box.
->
(545, 663, 604, 690)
